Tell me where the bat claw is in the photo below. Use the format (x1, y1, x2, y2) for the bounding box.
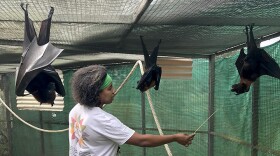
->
(249, 23, 254, 31)
(20, 3, 28, 12)
(244, 25, 249, 34)
(48, 7, 54, 18)
(158, 39, 162, 45)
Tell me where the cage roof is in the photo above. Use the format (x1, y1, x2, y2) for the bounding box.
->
(1, 0, 280, 73)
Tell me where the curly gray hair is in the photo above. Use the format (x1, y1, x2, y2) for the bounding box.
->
(71, 65, 107, 107)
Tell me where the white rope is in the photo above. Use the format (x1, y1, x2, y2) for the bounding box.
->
(0, 97, 68, 133)
(114, 60, 173, 156)
(114, 60, 143, 95)
(145, 90, 173, 156)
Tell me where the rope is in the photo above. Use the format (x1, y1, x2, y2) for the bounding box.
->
(0, 97, 68, 133)
(114, 60, 173, 156)
(145, 90, 173, 156)
(0, 60, 173, 155)
(114, 60, 143, 95)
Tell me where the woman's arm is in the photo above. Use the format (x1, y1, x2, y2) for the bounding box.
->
(126, 132, 195, 147)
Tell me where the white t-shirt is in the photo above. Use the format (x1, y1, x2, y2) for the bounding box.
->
(69, 104, 135, 156)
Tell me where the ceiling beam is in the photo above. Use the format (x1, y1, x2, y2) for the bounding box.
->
(215, 31, 280, 56)
(117, 0, 153, 49)
(0, 19, 132, 25)
(3, 19, 280, 27)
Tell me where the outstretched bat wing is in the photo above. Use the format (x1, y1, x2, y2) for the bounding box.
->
(15, 38, 63, 96)
(235, 48, 246, 75)
(259, 49, 280, 79)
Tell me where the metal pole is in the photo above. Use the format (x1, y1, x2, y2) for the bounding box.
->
(208, 55, 215, 156)
(2, 74, 12, 156)
(39, 112, 45, 156)
(141, 92, 146, 156)
(251, 80, 260, 156)
(251, 40, 260, 156)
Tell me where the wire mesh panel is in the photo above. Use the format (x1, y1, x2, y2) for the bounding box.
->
(214, 51, 252, 156)
(213, 41, 280, 156)
(104, 59, 209, 155)
(0, 75, 10, 156)
(2, 43, 280, 155)
(139, 0, 280, 26)
(258, 42, 280, 156)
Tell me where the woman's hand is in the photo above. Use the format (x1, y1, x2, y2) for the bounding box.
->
(174, 133, 195, 147)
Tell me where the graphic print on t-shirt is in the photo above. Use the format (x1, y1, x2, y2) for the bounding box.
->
(70, 114, 89, 146)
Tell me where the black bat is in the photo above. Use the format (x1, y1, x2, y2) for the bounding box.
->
(231, 24, 280, 95)
(15, 3, 65, 105)
(136, 36, 162, 92)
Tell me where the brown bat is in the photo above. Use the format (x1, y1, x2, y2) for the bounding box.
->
(231, 24, 280, 95)
(136, 36, 162, 92)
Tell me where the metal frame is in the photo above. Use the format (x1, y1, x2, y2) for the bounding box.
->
(208, 55, 215, 156)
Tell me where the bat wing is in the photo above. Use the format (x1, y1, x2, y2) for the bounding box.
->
(21, 3, 36, 57)
(149, 39, 161, 67)
(140, 36, 151, 68)
(235, 48, 246, 75)
(153, 66, 162, 90)
(15, 38, 63, 96)
(136, 65, 162, 92)
(38, 7, 54, 45)
(259, 49, 280, 79)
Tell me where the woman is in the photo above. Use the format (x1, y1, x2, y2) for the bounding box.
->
(69, 65, 195, 156)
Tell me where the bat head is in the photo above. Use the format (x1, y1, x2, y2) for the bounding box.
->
(31, 82, 56, 106)
(231, 83, 249, 95)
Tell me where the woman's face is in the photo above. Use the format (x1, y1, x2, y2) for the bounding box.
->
(99, 83, 115, 105)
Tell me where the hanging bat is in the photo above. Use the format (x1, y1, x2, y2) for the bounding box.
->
(231, 24, 280, 95)
(136, 36, 162, 92)
(15, 3, 65, 105)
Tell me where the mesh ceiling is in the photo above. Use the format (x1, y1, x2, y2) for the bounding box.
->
(0, 0, 280, 72)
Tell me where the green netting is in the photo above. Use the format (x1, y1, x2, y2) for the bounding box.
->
(0, 76, 9, 156)
(214, 51, 253, 156)
(7, 71, 70, 156)
(258, 42, 280, 156)
(104, 60, 209, 155)
(214, 41, 280, 156)
(1, 42, 280, 155)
